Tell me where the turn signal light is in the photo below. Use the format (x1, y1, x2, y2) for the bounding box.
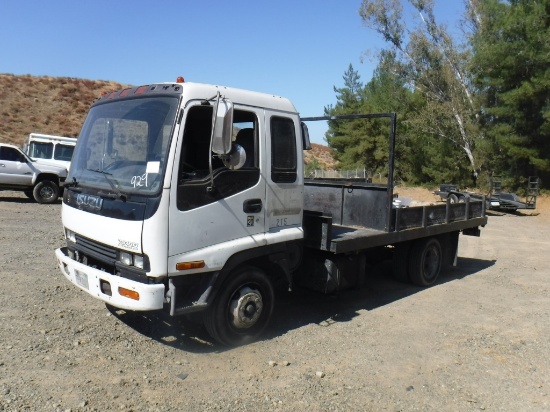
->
(176, 260, 205, 271)
(118, 287, 140, 301)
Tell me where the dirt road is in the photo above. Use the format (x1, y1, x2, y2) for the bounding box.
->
(1, 190, 549, 411)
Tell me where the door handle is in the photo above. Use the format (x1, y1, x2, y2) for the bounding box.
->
(243, 198, 262, 213)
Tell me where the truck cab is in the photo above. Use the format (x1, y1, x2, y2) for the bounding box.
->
(56, 80, 308, 345)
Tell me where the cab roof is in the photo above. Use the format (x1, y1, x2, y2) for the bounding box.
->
(93, 81, 298, 115)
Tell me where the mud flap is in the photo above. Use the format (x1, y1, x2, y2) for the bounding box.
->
(295, 250, 366, 294)
(439, 231, 459, 267)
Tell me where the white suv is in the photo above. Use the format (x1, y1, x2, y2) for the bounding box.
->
(0, 142, 68, 203)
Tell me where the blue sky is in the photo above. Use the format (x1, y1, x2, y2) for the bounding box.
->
(1, 0, 464, 144)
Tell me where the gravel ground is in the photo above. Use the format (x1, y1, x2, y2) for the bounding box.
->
(1, 190, 549, 411)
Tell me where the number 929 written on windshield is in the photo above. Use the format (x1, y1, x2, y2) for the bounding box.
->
(131, 173, 148, 188)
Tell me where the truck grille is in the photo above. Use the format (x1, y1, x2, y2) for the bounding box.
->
(74, 234, 117, 265)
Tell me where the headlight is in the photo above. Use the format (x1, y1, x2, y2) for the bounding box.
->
(117, 251, 147, 270)
(119, 251, 133, 266)
(65, 229, 76, 243)
(133, 255, 144, 269)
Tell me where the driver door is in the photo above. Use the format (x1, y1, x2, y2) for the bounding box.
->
(168, 104, 266, 258)
(0, 146, 34, 185)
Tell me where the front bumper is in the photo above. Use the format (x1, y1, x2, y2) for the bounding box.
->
(55, 247, 165, 311)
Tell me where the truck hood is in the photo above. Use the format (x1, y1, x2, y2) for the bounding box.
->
(63, 202, 144, 253)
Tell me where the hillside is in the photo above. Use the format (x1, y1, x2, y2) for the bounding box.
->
(304, 142, 339, 169)
(0, 74, 129, 146)
(0, 73, 337, 168)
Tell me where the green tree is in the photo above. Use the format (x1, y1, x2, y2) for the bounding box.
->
(324, 64, 369, 169)
(471, 0, 550, 185)
(359, 0, 483, 186)
(325, 60, 416, 180)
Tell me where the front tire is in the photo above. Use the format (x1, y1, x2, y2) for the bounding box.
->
(204, 266, 274, 346)
(33, 180, 59, 204)
(409, 238, 442, 287)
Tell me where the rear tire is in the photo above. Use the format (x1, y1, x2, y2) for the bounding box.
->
(409, 238, 442, 287)
(448, 193, 458, 203)
(204, 266, 274, 346)
(33, 180, 59, 204)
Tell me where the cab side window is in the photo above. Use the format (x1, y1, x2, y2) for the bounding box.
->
(176, 106, 260, 211)
(0, 147, 23, 162)
(271, 116, 297, 183)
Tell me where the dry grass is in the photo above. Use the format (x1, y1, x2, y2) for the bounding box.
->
(0, 74, 129, 146)
(304, 143, 338, 169)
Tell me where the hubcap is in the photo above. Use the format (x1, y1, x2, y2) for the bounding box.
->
(423, 246, 440, 280)
(40, 186, 54, 200)
(229, 286, 263, 329)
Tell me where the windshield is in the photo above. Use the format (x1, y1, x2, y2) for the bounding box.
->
(29, 142, 53, 160)
(68, 96, 179, 197)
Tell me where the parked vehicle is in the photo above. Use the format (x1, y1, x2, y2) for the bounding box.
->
(434, 176, 540, 212)
(55, 79, 488, 345)
(0, 142, 68, 203)
(23, 133, 77, 169)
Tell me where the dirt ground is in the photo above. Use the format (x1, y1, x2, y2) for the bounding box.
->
(1, 189, 549, 411)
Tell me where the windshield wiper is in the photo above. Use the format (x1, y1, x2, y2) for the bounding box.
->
(64, 177, 82, 191)
(87, 169, 127, 201)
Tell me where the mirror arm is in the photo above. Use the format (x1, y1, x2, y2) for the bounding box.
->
(207, 92, 221, 192)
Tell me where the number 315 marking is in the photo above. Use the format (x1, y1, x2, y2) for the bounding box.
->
(276, 218, 288, 227)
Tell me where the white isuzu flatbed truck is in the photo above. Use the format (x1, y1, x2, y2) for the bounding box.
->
(55, 79, 487, 345)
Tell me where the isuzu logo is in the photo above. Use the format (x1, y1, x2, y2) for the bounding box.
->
(118, 239, 139, 251)
(76, 193, 103, 211)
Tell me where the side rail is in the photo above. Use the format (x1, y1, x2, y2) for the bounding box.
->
(392, 196, 486, 232)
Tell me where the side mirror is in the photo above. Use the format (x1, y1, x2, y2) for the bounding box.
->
(212, 99, 234, 155)
(222, 143, 247, 170)
(301, 121, 312, 150)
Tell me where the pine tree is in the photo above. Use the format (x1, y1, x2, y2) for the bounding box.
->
(472, 0, 550, 184)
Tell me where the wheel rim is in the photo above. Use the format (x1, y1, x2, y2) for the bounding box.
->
(423, 245, 441, 281)
(40, 186, 55, 200)
(228, 286, 263, 329)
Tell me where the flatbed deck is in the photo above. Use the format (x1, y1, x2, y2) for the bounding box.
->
(303, 180, 487, 254)
(327, 216, 487, 253)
